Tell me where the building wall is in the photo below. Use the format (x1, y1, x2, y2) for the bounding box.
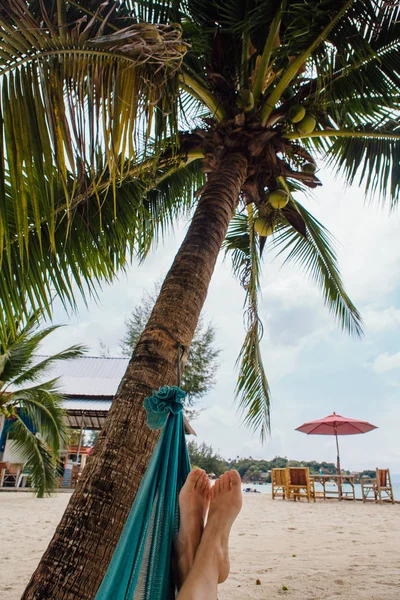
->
(2, 439, 25, 464)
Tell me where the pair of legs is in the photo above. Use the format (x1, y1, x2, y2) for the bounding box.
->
(174, 468, 242, 600)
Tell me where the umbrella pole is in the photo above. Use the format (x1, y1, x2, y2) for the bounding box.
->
(335, 431, 341, 475)
(335, 429, 342, 499)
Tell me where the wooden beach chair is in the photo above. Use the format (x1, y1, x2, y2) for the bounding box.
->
(0, 462, 9, 487)
(286, 467, 316, 502)
(375, 469, 395, 504)
(1, 463, 23, 487)
(361, 468, 395, 504)
(271, 468, 288, 500)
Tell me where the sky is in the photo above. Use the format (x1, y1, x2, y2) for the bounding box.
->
(41, 167, 400, 474)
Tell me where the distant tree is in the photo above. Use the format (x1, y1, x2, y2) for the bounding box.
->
(0, 313, 85, 497)
(86, 430, 100, 446)
(360, 470, 376, 479)
(65, 429, 81, 447)
(65, 429, 98, 448)
(120, 283, 220, 406)
(187, 440, 226, 476)
(270, 456, 289, 469)
(98, 340, 111, 358)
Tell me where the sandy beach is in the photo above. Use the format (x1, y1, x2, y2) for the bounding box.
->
(1, 492, 399, 600)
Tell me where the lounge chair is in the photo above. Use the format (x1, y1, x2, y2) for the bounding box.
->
(0, 462, 9, 487)
(271, 468, 288, 500)
(286, 467, 316, 502)
(361, 468, 395, 504)
(1, 462, 23, 487)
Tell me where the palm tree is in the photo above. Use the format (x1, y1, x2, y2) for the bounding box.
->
(0, 313, 85, 497)
(0, 1, 396, 597)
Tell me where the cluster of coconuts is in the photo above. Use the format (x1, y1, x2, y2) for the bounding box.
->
(0, 404, 16, 418)
(288, 105, 318, 174)
(288, 104, 316, 135)
(254, 189, 289, 236)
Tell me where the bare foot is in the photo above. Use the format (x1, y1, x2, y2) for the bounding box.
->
(205, 470, 243, 583)
(174, 468, 210, 587)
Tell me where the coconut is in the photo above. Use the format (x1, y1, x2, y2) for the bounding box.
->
(268, 189, 289, 209)
(236, 89, 254, 112)
(302, 162, 317, 174)
(296, 114, 316, 135)
(254, 217, 274, 237)
(288, 104, 306, 124)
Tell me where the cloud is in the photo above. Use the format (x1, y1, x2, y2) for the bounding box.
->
(371, 352, 400, 374)
(363, 306, 400, 334)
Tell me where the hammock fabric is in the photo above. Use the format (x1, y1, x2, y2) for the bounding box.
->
(95, 386, 191, 600)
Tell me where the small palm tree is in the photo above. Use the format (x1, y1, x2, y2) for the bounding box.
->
(0, 313, 85, 497)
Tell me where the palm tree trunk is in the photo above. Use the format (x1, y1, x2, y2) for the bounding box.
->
(22, 152, 248, 600)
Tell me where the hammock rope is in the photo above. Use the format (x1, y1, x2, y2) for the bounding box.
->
(95, 385, 191, 600)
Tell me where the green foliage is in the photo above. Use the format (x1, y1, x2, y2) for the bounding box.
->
(120, 282, 220, 405)
(359, 469, 376, 479)
(86, 430, 100, 446)
(65, 429, 81, 448)
(223, 206, 271, 440)
(186, 442, 344, 481)
(271, 199, 363, 336)
(229, 456, 340, 481)
(0, 0, 185, 251)
(187, 440, 225, 476)
(0, 312, 85, 496)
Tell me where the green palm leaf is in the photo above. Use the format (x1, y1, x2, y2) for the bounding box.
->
(0, 0, 186, 262)
(224, 209, 271, 439)
(271, 201, 363, 337)
(326, 126, 400, 207)
(7, 415, 58, 498)
(0, 154, 203, 327)
(11, 384, 66, 453)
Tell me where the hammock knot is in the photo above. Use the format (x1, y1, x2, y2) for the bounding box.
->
(144, 385, 186, 430)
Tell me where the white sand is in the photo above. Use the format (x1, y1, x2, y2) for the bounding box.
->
(1, 492, 399, 599)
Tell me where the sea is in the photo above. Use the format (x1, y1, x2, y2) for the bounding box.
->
(243, 473, 400, 501)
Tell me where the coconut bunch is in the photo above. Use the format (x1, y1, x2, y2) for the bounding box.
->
(250, 102, 320, 241)
(0, 402, 16, 418)
(288, 104, 316, 134)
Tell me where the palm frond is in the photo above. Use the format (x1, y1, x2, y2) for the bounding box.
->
(271, 201, 363, 337)
(224, 208, 271, 439)
(0, 0, 187, 263)
(0, 152, 203, 327)
(10, 346, 85, 388)
(139, 156, 205, 259)
(7, 413, 58, 497)
(306, 11, 400, 127)
(0, 312, 85, 383)
(236, 326, 270, 442)
(12, 384, 66, 453)
(326, 126, 400, 208)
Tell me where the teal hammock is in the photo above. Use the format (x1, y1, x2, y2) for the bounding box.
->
(95, 386, 191, 600)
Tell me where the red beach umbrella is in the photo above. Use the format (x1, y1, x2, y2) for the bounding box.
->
(295, 412, 377, 475)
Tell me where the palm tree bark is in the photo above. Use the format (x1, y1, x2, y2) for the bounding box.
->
(22, 151, 248, 600)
